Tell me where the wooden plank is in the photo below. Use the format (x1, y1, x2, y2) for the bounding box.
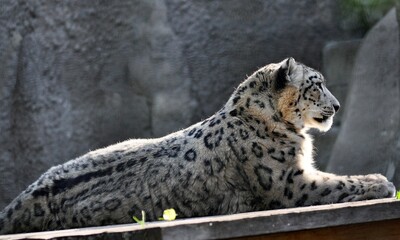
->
(0, 198, 399, 240)
(161, 198, 400, 240)
(234, 219, 400, 240)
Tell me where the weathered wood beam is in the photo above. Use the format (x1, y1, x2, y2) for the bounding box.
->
(0, 198, 399, 240)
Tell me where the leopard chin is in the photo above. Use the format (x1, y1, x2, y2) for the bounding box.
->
(303, 113, 334, 132)
(312, 116, 333, 132)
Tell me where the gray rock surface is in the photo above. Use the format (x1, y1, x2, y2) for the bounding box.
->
(322, 40, 362, 125)
(313, 40, 361, 170)
(0, 0, 352, 208)
(327, 8, 400, 186)
(166, 0, 350, 122)
(0, 0, 192, 208)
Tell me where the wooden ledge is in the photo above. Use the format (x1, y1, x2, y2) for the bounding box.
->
(1, 198, 399, 240)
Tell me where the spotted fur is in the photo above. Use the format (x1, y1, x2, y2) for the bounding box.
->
(0, 58, 395, 234)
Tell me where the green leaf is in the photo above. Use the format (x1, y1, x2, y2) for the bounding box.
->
(162, 208, 178, 221)
(396, 191, 400, 200)
(132, 216, 141, 223)
(132, 210, 146, 227)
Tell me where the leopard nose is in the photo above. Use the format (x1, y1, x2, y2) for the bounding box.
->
(333, 103, 340, 113)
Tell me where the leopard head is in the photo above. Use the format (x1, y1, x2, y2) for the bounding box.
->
(275, 58, 340, 132)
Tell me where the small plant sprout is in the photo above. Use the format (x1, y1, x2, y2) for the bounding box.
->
(132, 210, 146, 227)
(159, 208, 178, 221)
(396, 191, 400, 200)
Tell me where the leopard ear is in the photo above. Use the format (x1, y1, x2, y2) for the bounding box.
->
(275, 57, 296, 91)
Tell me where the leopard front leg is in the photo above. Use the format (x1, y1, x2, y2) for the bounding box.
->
(292, 171, 396, 207)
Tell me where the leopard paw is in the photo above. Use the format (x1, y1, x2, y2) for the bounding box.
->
(357, 180, 396, 200)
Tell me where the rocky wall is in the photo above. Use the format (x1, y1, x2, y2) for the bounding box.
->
(0, 0, 351, 208)
(327, 8, 400, 187)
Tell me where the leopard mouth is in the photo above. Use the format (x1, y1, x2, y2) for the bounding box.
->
(313, 115, 330, 123)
